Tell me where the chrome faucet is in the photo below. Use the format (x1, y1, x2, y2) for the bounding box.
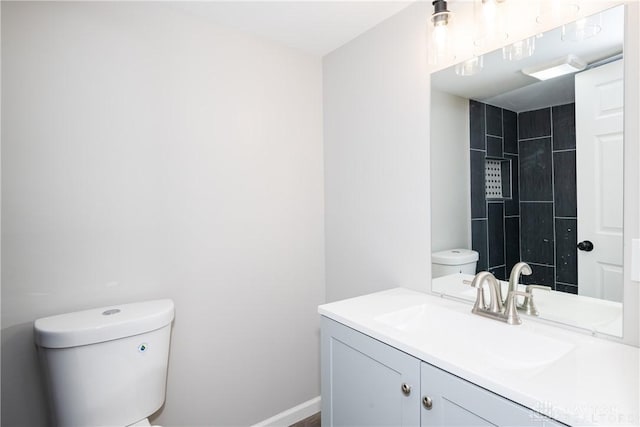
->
(467, 271, 529, 325)
(507, 262, 532, 302)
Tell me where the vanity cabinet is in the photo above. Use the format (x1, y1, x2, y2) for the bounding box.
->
(320, 316, 421, 426)
(321, 317, 565, 427)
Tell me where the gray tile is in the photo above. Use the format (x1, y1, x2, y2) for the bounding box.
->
(555, 283, 578, 294)
(472, 219, 488, 272)
(489, 265, 506, 281)
(504, 154, 519, 215)
(519, 107, 551, 139)
(519, 137, 553, 201)
(552, 103, 576, 150)
(505, 217, 520, 274)
(487, 136, 503, 158)
(520, 202, 554, 265)
(488, 202, 505, 268)
(486, 104, 503, 137)
(503, 109, 518, 154)
(553, 150, 577, 217)
(521, 264, 555, 288)
(470, 100, 486, 150)
(555, 219, 577, 285)
(501, 160, 511, 198)
(471, 150, 486, 219)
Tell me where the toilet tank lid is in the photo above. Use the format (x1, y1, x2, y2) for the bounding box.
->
(34, 299, 175, 349)
(432, 249, 479, 265)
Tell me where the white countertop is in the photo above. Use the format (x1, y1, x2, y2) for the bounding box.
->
(318, 287, 640, 426)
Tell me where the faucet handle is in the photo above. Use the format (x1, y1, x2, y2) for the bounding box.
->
(520, 285, 551, 316)
(525, 285, 551, 292)
(465, 278, 487, 311)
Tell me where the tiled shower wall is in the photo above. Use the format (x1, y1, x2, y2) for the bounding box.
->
(469, 100, 578, 293)
(470, 100, 519, 282)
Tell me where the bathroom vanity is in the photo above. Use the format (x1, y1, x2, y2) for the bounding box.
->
(319, 288, 639, 426)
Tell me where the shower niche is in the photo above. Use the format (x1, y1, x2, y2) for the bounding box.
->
(485, 157, 512, 200)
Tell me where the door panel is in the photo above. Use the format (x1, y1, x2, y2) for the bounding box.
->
(321, 317, 421, 427)
(575, 59, 624, 301)
(420, 362, 564, 427)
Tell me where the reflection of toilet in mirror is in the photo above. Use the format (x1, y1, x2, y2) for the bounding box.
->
(34, 299, 175, 427)
(432, 249, 479, 278)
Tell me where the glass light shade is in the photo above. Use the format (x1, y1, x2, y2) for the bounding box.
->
(455, 56, 484, 76)
(562, 13, 602, 42)
(502, 36, 536, 61)
(473, 0, 509, 51)
(429, 11, 455, 65)
(433, 22, 449, 51)
(536, 1, 579, 26)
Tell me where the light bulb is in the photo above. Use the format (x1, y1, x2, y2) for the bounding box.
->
(482, 0, 497, 26)
(432, 23, 448, 51)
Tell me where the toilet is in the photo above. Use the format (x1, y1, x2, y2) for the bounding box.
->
(431, 249, 479, 278)
(34, 299, 175, 427)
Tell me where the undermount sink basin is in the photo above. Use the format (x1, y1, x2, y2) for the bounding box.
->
(375, 303, 575, 372)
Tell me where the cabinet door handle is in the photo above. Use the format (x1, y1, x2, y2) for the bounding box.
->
(422, 396, 433, 410)
(401, 383, 412, 396)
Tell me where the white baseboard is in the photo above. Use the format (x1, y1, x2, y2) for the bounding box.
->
(251, 396, 321, 427)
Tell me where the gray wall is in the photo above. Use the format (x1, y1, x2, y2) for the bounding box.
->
(1, 3, 324, 425)
(323, 2, 431, 303)
(431, 89, 471, 254)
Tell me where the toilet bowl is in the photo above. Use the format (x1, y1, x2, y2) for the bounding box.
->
(34, 299, 175, 427)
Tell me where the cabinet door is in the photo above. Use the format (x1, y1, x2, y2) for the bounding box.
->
(321, 317, 421, 427)
(420, 362, 565, 427)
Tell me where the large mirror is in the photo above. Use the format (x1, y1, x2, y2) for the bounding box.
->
(430, 5, 624, 337)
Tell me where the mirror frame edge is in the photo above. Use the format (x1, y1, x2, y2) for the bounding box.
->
(622, 1, 639, 348)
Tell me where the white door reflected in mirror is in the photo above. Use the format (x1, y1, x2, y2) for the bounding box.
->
(575, 59, 624, 302)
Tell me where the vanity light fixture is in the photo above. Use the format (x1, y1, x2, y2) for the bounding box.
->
(521, 54, 586, 81)
(430, 0, 452, 63)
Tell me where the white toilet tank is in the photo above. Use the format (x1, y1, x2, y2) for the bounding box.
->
(432, 249, 479, 278)
(34, 299, 175, 427)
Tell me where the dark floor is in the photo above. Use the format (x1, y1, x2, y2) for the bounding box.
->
(289, 411, 321, 427)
